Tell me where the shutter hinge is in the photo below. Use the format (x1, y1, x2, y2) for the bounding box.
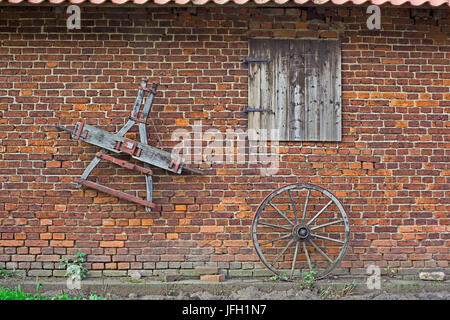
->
(242, 107, 274, 116)
(240, 57, 271, 67)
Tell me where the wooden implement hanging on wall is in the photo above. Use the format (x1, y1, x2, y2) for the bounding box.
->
(71, 121, 184, 175)
(56, 79, 201, 212)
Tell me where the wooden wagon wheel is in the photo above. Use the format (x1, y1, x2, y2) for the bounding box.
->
(252, 183, 350, 280)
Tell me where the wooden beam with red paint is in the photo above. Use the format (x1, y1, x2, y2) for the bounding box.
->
(96, 152, 153, 175)
(73, 177, 156, 209)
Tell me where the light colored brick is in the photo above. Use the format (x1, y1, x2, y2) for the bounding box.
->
(194, 266, 219, 275)
(28, 270, 52, 277)
(103, 270, 127, 277)
(100, 241, 124, 248)
(200, 274, 225, 282)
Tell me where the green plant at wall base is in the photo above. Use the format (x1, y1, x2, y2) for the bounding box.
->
(270, 273, 289, 281)
(385, 266, 397, 278)
(0, 265, 16, 279)
(299, 270, 317, 290)
(60, 252, 88, 280)
(279, 273, 289, 281)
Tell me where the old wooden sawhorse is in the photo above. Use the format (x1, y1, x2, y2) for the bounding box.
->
(57, 79, 199, 212)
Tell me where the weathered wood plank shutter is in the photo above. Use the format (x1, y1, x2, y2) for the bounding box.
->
(248, 39, 341, 142)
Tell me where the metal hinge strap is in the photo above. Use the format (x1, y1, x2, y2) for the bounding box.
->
(243, 107, 274, 115)
(241, 57, 271, 67)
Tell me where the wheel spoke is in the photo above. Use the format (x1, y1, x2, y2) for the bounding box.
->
(288, 189, 298, 224)
(289, 241, 300, 279)
(308, 238, 333, 263)
(269, 201, 294, 226)
(259, 233, 292, 246)
(301, 189, 310, 224)
(309, 219, 344, 231)
(257, 221, 292, 231)
(302, 241, 312, 271)
(310, 232, 344, 244)
(271, 238, 295, 267)
(306, 200, 333, 226)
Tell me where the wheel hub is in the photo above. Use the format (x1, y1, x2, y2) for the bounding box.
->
(293, 224, 310, 240)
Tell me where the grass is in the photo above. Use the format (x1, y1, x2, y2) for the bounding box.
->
(0, 284, 106, 300)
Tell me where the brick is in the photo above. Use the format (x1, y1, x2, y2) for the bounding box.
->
(200, 226, 224, 233)
(28, 270, 52, 277)
(55, 205, 66, 211)
(0, 240, 23, 246)
(419, 272, 445, 281)
(103, 219, 115, 226)
(319, 31, 338, 38)
(103, 270, 127, 277)
(88, 255, 111, 262)
(273, 30, 296, 37)
(176, 119, 189, 126)
(229, 270, 253, 277)
(164, 274, 183, 282)
(100, 241, 124, 248)
(166, 233, 178, 240)
(49, 240, 74, 247)
(142, 219, 154, 226)
(194, 266, 219, 275)
(223, 240, 248, 247)
(175, 205, 187, 211)
(253, 269, 273, 277)
(25, 240, 49, 247)
(12, 255, 35, 262)
(4, 204, 17, 211)
(200, 274, 225, 282)
(45, 161, 61, 168)
(36, 255, 60, 262)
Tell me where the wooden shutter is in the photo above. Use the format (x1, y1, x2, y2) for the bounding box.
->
(248, 39, 342, 142)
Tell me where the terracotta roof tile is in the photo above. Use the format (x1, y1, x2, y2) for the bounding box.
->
(0, 0, 448, 6)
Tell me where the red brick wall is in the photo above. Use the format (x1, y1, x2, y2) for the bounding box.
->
(0, 4, 448, 278)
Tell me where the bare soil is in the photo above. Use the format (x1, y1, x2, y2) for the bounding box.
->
(2, 277, 448, 300)
(120, 286, 449, 300)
